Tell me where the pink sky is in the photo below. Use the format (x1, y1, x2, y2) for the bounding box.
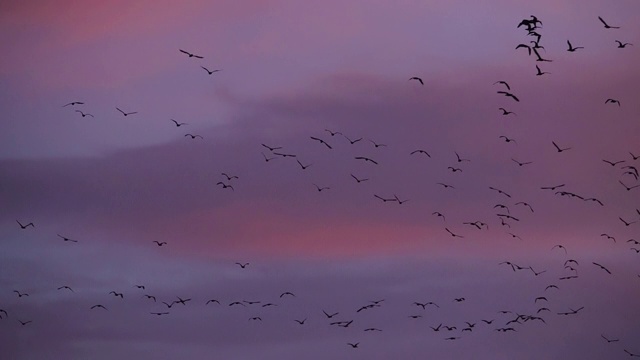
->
(1, 1, 639, 359)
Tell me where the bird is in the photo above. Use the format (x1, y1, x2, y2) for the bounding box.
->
(489, 186, 511, 198)
(115, 107, 137, 116)
(497, 91, 519, 102)
(261, 152, 276, 162)
(63, 101, 84, 107)
(144, 295, 157, 302)
(313, 184, 330, 192)
(535, 65, 550, 76)
(410, 149, 431, 157)
(515, 43, 532, 56)
(493, 81, 511, 90)
(350, 174, 369, 183)
(394, 194, 409, 204)
(364, 327, 382, 332)
(175, 296, 192, 305)
(620, 217, 637, 227)
(369, 139, 387, 148)
(409, 77, 424, 85)
(206, 299, 220, 305)
(541, 184, 565, 190)
(630, 152, 640, 160)
(344, 135, 363, 145)
(624, 350, 640, 357)
(216, 182, 234, 190)
(482, 319, 494, 324)
(57, 234, 78, 243)
(109, 291, 124, 298)
(535, 297, 548, 304)
(603, 159, 624, 166)
(90, 304, 108, 310)
(322, 310, 339, 318)
(179, 49, 204, 58)
(499, 135, 517, 144)
(296, 159, 312, 170)
(325, 129, 342, 136)
(354, 156, 378, 165)
(437, 182, 455, 189)
(249, 317, 262, 321)
(57, 286, 74, 292)
(185, 134, 203, 139)
(235, 262, 249, 268)
(615, 40, 632, 48)
(545, 285, 559, 291)
(432, 212, 446, 221)
(605, 99, 621, 106)
(552, 244, 567, 254)
(273, 152, 296, 158)
(294, 318, 306, 325)
(75, 110, 94, 118)
(566, 40, 584, 52)
(13, 290, 29, 298)
(455, 152, 470, 162)
(598, 16, 620, 29)
(512, 159, 532, 167)
(221, 173, 239, 181)
(18, 320, 32, 326)
(347, 343, 359, 348)
(310, 136, 332, 149)
(445, 228, 463, 238)
(499, 108, 516, 116)
(261, 143, 282, 152)
(228, 301, 246, 307)
(152, 241, 167, 246)
(593, 262, 611, 274)
(170, 119, 187, 127)
(16, 220, 35, 229)
(515, 202, 534, 212)
(134, 285, 145, 290)
(533, 47, 553, 62)
(201, 66, 221, 74)
(448, 166, 462, 173)
(552, 141, 571, 153)
(150, 312, 170, 316)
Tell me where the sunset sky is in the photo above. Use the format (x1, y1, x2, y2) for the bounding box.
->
(1, 1, 639, 359)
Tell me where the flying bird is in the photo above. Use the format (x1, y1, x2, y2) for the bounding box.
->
(350, 174, 369, 183)
(179, 49, 204, 58)
(310, 136, 332, 149)
(170, 119, 187, 127)
(63, 101, 84, 107)
(185, 134, 203, 139)
(615, 40, 632, 48)
(57, 234, 78, 243)
(493, 81, 511, 90)
(592, 262, 611, 274)
(355, 156, 378, 165)
(598, 16, 620, 29)
(152, 241, 167, 246)
(605, 99, 621, 106)
(552, 141, 571, 153)
(535, 65, 550, 76)
(566, 40, 584, 52)
(201, 66, 221, 74)
(235, 262, 249, 268)
(75, 110, 94, 118)
(409, 77, 424, 85)
(497, 91, 520, 102)
(16, 220, 34, 229)
(115, 107, 137, 116)
(499, 108, 516, 116)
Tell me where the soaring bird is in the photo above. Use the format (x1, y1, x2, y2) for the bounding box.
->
(566, 40, 584, 52)
(57, 234, 78, 242)
(16, 220, 34, 229)
(153, 241, 167, 246)
(170, 119, 187, 127)
(535, 65, 550, 76)
(185, 134, 203, 139)
(201, 66, 221, 74)
(63, 101, 84, 107)
(598, 16, 620, 29)
(116, 107, 137, 116)
(75, 110, 94, 118)
(615, 40, 633, 48)
(493, 81, 510, 90)
(605, 99, 621, 106)
(497, 91, 520, 102)
(499, 108, 516, 116)
(409, 77, 424, 85)
(179, 49, 204, 58)
(552, 141, 571, 153)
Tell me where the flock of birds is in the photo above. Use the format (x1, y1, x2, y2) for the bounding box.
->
(3, 12, 640, 359)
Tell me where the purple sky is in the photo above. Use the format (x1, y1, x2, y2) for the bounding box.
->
(1, 1, 640, 359)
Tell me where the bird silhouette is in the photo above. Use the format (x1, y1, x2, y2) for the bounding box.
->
(499, 108, 516, 116)
(350, 174, 369, 183)
(535, 65, 550, 76)
(170, 119, 187, 127)
(605, 99, 621, 106)
(57, 234, 78, 243)
(493, 81, 511, 90)
(115, 107, 137, 116)
(179, 49, 204, 58)
(185, 134, 203, 139)
(566, 40, 584, 52)
(409, 77, 424, 85)
(552, 141, 571, 153)
(16, 220, 34, 229)
(152, 241, 167, 246)
(63, 101, 84, 107)
(598, 16, 620, 29)
(201, 66, 221, 74)
(497, 91, 520, 102)
(310, 136, 332, 149)
(75, 110, 94, 118)
(235, 262, 249, 268)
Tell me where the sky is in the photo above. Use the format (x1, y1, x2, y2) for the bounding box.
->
(1, 0, 640, 359)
